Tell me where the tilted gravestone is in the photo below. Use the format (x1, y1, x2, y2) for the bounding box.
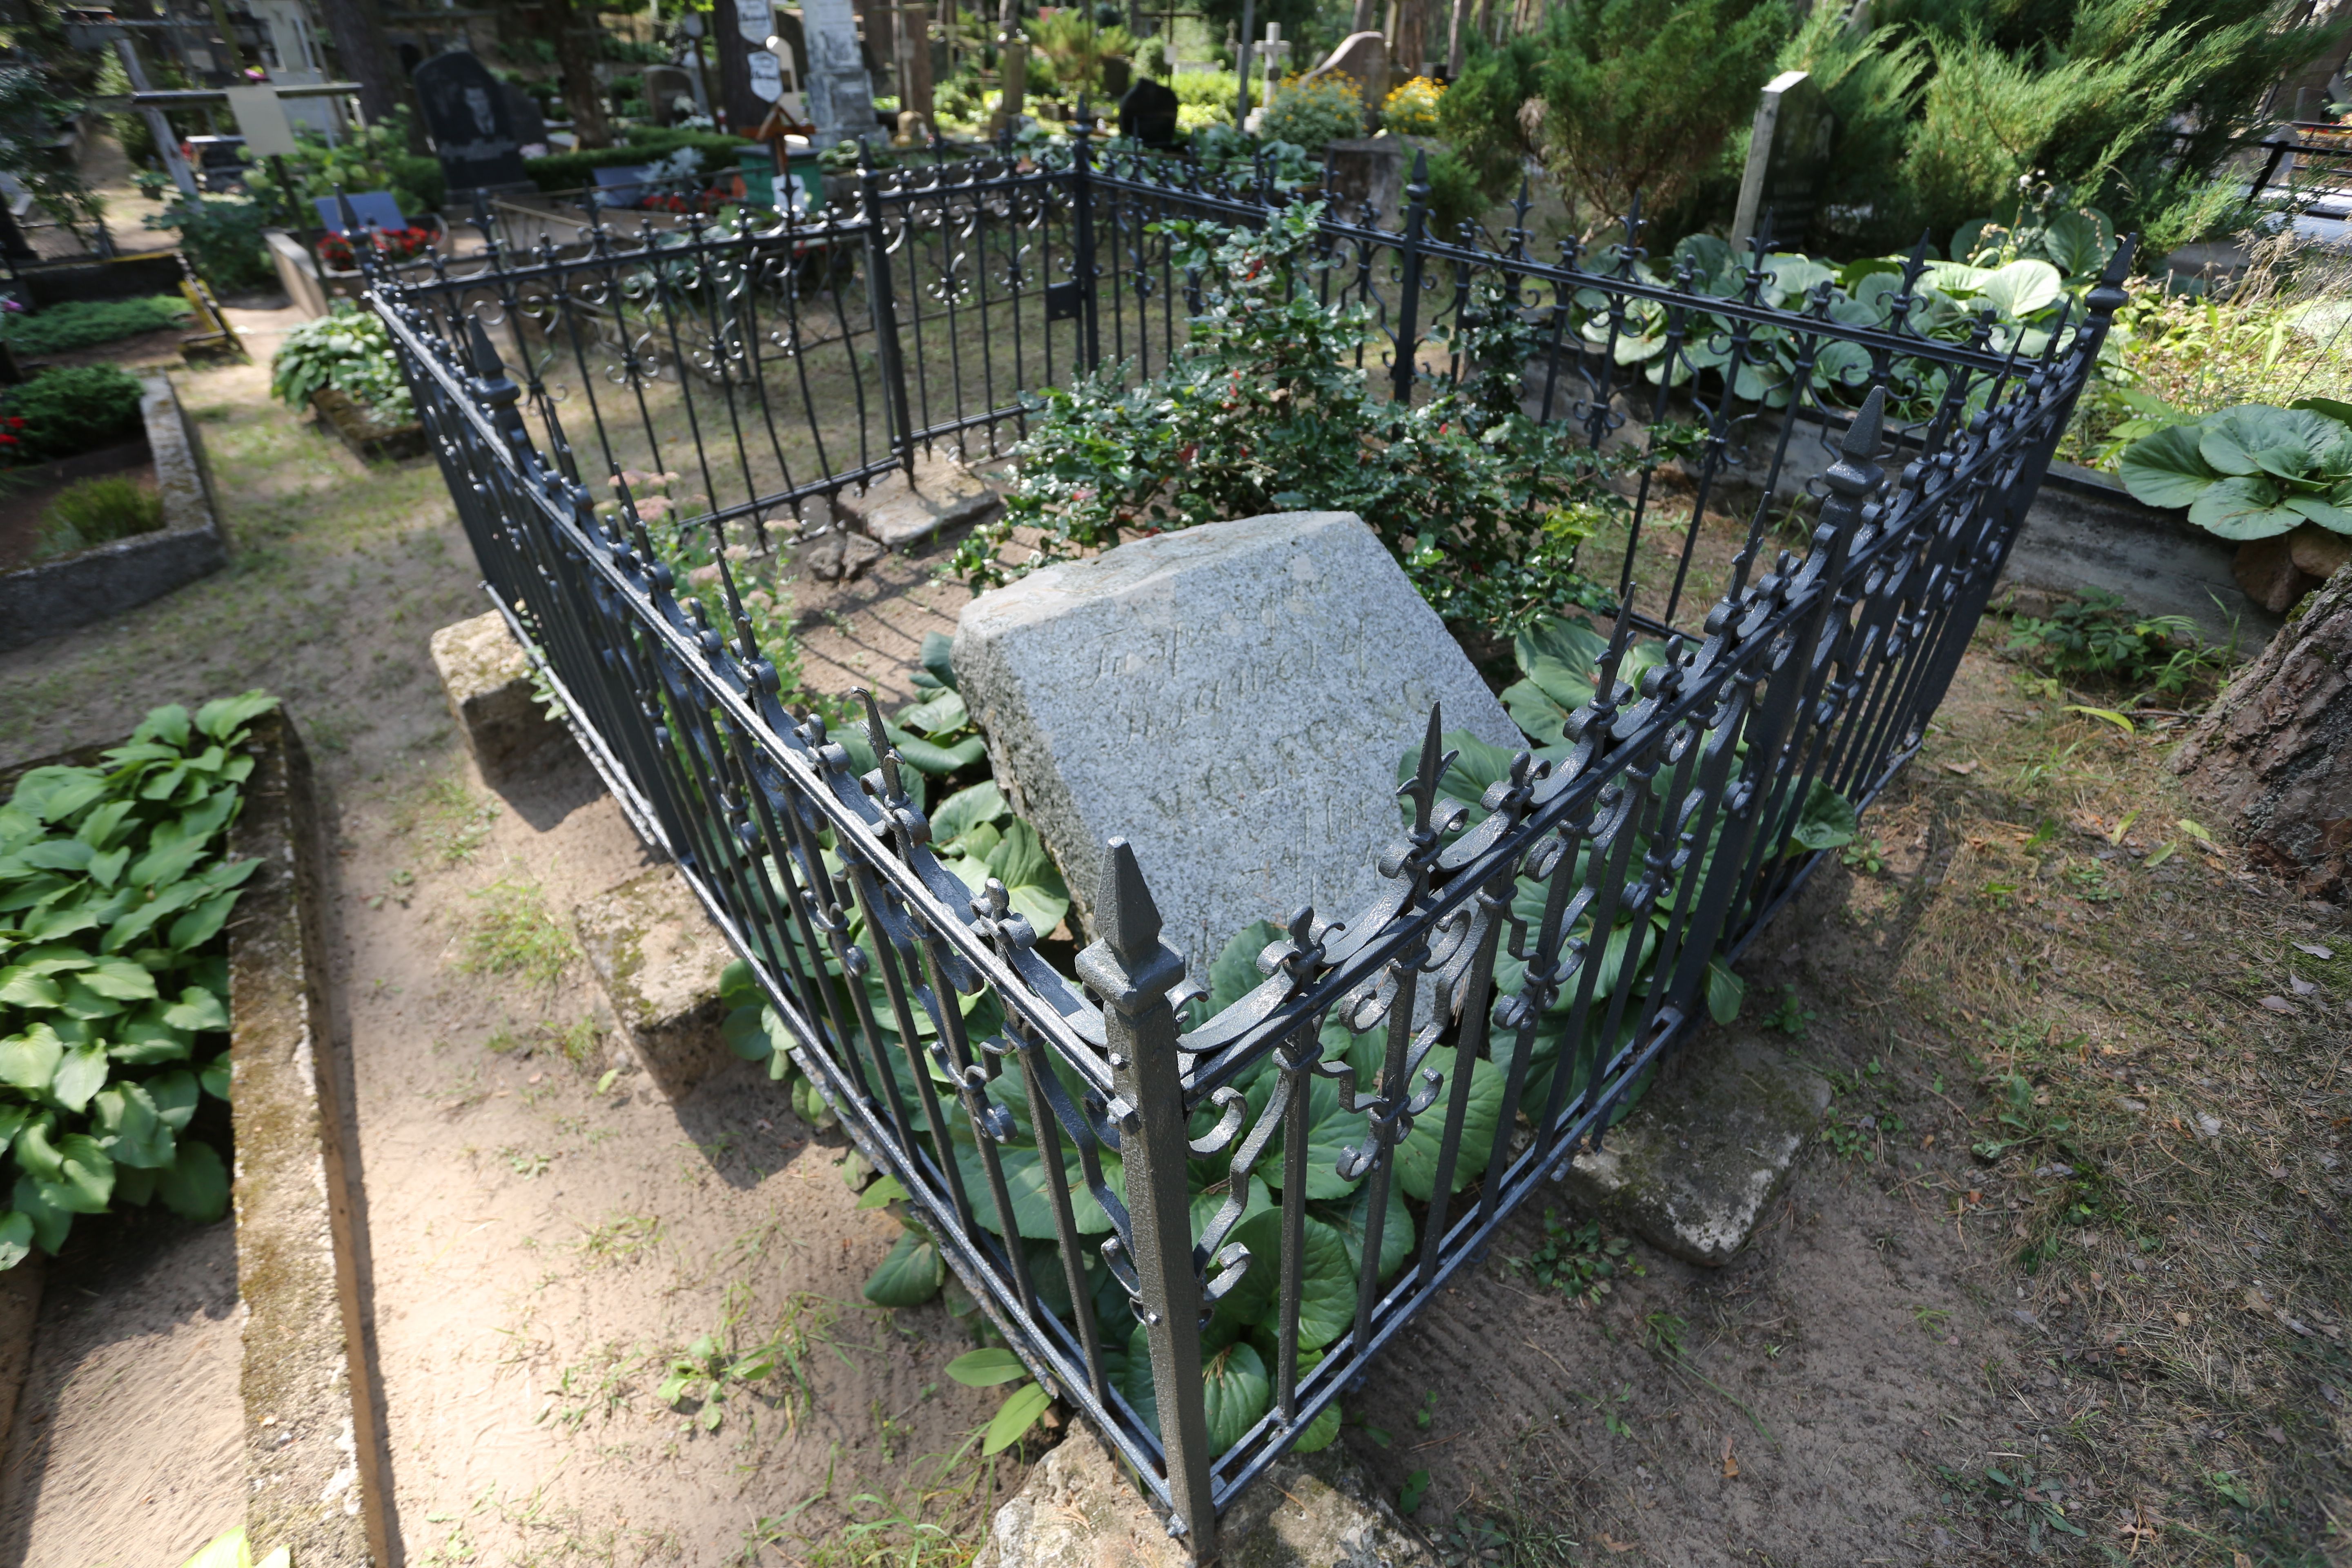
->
(1300, 30, 1384, 129)
(1729, 69, 1831, 252)
(413, 51, 530, 199)
(953, 511, 1523, 974)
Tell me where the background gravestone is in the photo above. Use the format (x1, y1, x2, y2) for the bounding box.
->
(413, 51, 530, 198)
(1118, 77, 1178, 146)
(1730, 69, 1831, 251)
(954, 511, 1523, 973)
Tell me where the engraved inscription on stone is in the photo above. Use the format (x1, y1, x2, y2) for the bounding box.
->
(954, 511, 1523, 975)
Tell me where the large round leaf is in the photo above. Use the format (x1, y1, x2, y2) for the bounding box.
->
(2286, 494, 2352, 534)
(1210, 1209, 1358, 1350)
(1393, 1048, 1503, 1202)
(0, 1025, 62, 1094)
(2187, 475, 2301, 540)
(954, 1142, 1125, 1238)
(157, 1139, 225, 1221)
(1973, 259, 2062, 321)
(864, 1229, 944, 1306)
(1120, 1323, 1272, 1455)
(2117, 424, 2218, 510)
(1256, 1073, 1369, 1202)
(1327, 1174, 1414, 1283)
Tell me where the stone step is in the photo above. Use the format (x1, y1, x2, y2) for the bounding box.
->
(573, 866, 736, 1100)
(1561, 1034, 1832, 1268)
(427, 610, 578, 788)
(833, 450, 1003, 550)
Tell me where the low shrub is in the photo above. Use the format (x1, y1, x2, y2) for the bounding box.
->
(145, 197, 275, 296)
(0, 692, 282, 1266)
(524, 125, 749, 192)
(33, 476, 165, 560)
(953, 201, 1626, 635)
(270, 307, 413, 425)
(1381, 75, 1443, 136)
(1258, 74, 1363, 151)
(0, 365, 146, 465)
(0, 296, 192, 356)
(238, 107, 445, 226)
(2003, 590, 2223, 695)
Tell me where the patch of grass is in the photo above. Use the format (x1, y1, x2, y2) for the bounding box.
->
(32, 474, 165, 559)
(401, 775, 500, 864)
(459, 877, 575, 984)
(576, 1211, 662, 1267)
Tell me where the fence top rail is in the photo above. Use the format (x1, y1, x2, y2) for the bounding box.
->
(377, 294, 1128, 1088)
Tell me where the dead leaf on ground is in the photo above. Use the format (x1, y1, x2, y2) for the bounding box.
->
(1722, 1434, 1739, 1479)
(1599, 1536, 1637, 1555)
(2258, 996, 2295, 1014)
(2294, 942, 2333, 960)
(1942, 760, 1980, 775)
(2291, 976, 2319, 996)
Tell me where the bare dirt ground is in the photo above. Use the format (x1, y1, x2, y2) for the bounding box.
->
(3, 304, 2346, 1568)
(0, 1210, 244, 1568)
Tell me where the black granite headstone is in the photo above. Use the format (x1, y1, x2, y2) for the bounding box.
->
(414, 50, 530, 198)
(503, 80, 548, 148)
(1118, 77, 1178, 147)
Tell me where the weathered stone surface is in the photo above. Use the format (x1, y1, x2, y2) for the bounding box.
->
(2174, 559, 2352, 902)
(429, 610, 577, 786)
(797, 526, 888, 582)
(835, 450, 1002, 548)
(2233, 532, 2322, 616)
(972, 1428, 1436, 1568)
(0, 1255, 42, 1483)
(575, 866, 735, 1097)
(955, 511, 1522, 973)
(1561, 1036, 1831, 1267)
(2289, 521, 2352, 582)
(230, 710, 387, 1567)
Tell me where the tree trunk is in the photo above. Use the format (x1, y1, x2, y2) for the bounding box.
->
(314, 0, 407, 130)
(550, 0, 613, 148)
(2173, 559, 2352, 903)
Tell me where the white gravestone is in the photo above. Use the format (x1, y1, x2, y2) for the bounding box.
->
(954, 512, 1524, 974)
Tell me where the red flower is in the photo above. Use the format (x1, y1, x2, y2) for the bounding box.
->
(0, 433, 19, 445)
(5, 417, 22, 429)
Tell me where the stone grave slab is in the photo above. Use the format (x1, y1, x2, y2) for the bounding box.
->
(1561, 1034, 1831, 1267)
(834, 450, 1002, 549)
(575, 866, 735, 1099)
(428, 610, 577, 787)
(953, 510, 1522, 974)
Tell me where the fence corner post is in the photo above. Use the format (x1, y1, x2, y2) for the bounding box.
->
(1076, 839, 1216, 1564)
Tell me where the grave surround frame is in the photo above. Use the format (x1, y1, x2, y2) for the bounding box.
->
(363, 131, 2127, 1561)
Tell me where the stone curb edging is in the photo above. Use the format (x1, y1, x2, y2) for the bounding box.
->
(227, 709, 388, 1568)
(0, 374, 229, 654)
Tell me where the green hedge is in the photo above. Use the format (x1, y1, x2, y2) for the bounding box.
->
(523, 127, 753, 192)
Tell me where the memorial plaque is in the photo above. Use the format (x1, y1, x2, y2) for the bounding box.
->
(954, 511, 1523, 972)
(413, 51, 529, 198)
(1730, 70, 1831, 251)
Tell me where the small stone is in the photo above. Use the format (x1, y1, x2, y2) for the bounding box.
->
(428, 610, 577, 787)
(574, 866, 735, 1099)
(2232, 534, 2323, 615)
(2288, 521, 2352, 582)
(833, 450, 1001, 549)
(796, 527, 887, 583)
(1560, 1036, 1831, 1267)
(955, 511, 1523, 971)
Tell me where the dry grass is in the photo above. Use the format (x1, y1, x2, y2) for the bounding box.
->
(1828, 619, 2352, 1564)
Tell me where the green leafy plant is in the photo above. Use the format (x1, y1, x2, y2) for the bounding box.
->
(2117, 401, 2352, 541)
(1437, 0, 1788, 225)
(1185, 125, 1318, 189)
(1257, 74, 1363, 153)
(0, 692, 281, 1267)
(270, 306, 415, 425)
(956, 202, 1625, 637)
(945, 1345, 1056, 1455)
(0, 67, 106, 248)
(33, 475, 165, 561)
(0, 296, 191, 356)
(2003, 589, 2221, 695)
(238, 106, 447, 226)
(1506, 1208, 1642, 1300)
(143, 197, 275, 296)
(0, 365, 145, 466)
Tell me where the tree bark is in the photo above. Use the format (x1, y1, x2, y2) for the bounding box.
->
(314, 0, 407, 129)
(2173, 559, 2352, 903)
(550, 0, 613, 148)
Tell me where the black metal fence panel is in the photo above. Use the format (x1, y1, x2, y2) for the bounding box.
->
(371, 143, 2126, 1560)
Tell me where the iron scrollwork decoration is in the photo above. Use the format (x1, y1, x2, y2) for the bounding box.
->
(361, 136, 2130, 1562)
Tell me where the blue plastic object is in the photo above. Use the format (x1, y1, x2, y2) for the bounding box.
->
(313, 192, 410, 234)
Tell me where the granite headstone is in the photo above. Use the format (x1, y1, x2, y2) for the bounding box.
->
(414, 51, 530, 197)
(953, 511, 1524, 973)
(1117, 77, 1178, 147)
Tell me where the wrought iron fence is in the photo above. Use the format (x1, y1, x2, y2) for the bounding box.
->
(369, 139, 2127, 1559)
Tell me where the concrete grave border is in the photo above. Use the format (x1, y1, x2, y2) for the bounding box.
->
(0, 375, 229, 653)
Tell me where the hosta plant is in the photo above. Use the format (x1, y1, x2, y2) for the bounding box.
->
(2116, 401, 2352, 540)
(0, 693, 279, 1267)
(269, 306, 414, 425)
